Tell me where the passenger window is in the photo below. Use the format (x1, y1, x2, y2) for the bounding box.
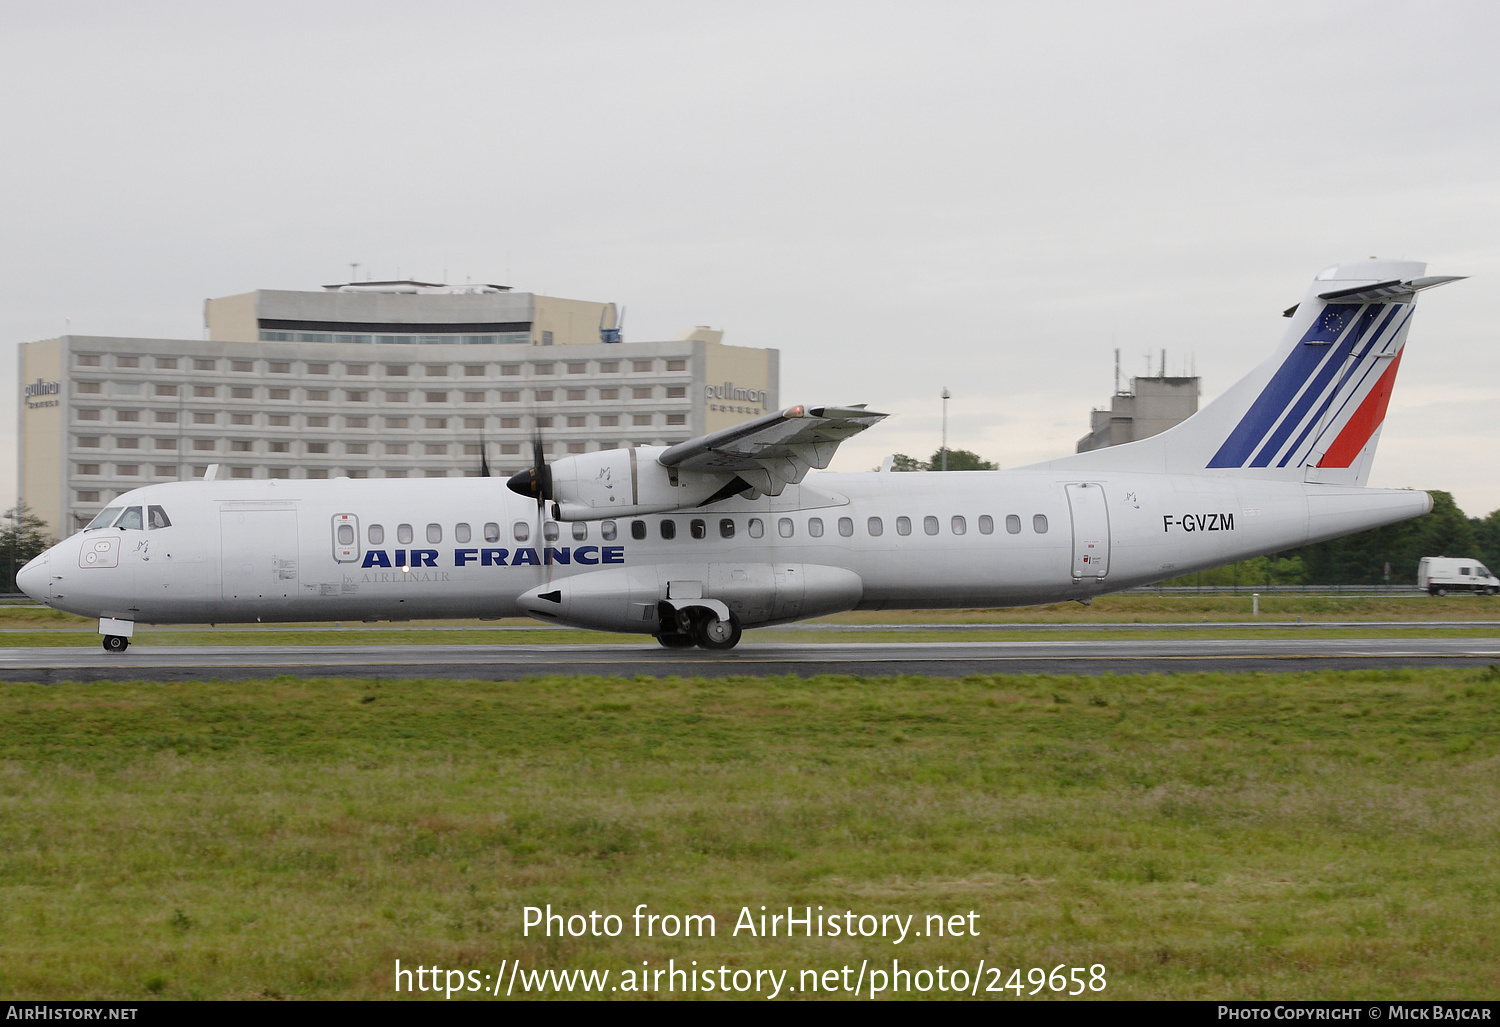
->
(749, 518, 765, 539)
(483, 522, 500, 543)
(427, 523, 442, 543)
(1006, 514, 1022, 534)
(690, 519, 706, 539)
(951, 515, 966, 535)
(572, 522, 588, 541)
(778, 517, 794, 538)
(455, 523, 471, 543)
(867, 516, 883, 536)
(924, 515, 939, 535)
(808, 517, 824, 538)
(838, 517, 853, 537)
(147, 505, 171, 529)
(719, 518, 735, 539)
(543, 522, 560, 542)
(337, 524, 354, 545)
(115, 507, 143, 530)
(86, 507, 122, 530)
(397, 523, 414, 544)
(602, 520, 618, 541)
(631, 521, 647, 540)
(660, 519, 676, 540)
(1033, 514, 1049, 534)
(978, 515, 993, 535)
(369, 524, 385, 544)
(513, 522, 530, 542)
(1460, 567, 1471, 576)
(896, 516, 911, 536)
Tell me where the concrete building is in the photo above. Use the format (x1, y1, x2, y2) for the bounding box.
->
(18, 283, 777, 536)
(1076, 361, 1199, 454)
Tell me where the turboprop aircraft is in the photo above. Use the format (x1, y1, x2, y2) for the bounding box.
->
(17, 259, 1462, 652)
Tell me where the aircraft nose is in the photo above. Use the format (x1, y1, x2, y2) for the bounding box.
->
(16, 552, 49, 601)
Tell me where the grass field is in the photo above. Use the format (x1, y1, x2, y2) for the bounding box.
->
(2, 667, 1498, 1000)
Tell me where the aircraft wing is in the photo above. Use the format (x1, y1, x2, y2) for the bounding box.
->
(658, 404, 887, 495)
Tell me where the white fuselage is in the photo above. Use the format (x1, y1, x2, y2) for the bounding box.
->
(20, 469, 1430, 631)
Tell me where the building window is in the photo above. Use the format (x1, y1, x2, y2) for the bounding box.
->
(501, 391, 520, 402)
(307, 469, 328, 479)
(385, 391, 408, 402)
(115, 464, 139, 476)
(424, 365, 448, 377)
(386, 417, 408, 429)
(231, 360, 253, 372)
(77, 463, 100, 475)
(345, 390, 367, 402)
(231, 387, 253, 399)
(154, 384, 178, 398)
(1033, 514, 1048, 534)
(117, 356, 139, 368)
(269, 468, 290, 479)
(347, 364, 369, 375)
(231, 440, 253, 452)
(269, 362, 290, 374)
(632, 360, 652, 373)
(195, 412, 216, 425)
(307, 389, 330, 402)
(464, 365, 485, 377)
(425, 444, 447, 456)
(424, 417, 447, 429)
(500, 417, 519, 429)
(500, 443, 519, 455)
(347, 443, 368, 455)
(307, 363, 329, 374)
(463, 417, 483, 429)
(385, 470, 407, 478)
(567, 442, 586, 454)
(501, 364, 520, 376)
(269, 441, 289, 453)
(348, 469, 368, 479)
(154, 357, 177, 370)
(534, 390, 554, 402)
(632, 414, 652, 426)
(116, 410, 140, 422)
(533, 363, 554, 375)
(77, 436, 101, 448)
(463, 444, 482, 457)
(595, 360, 617, 374)
(561, 362, 584, 375)
(541, 331, 554, 346)
(269, 389, 290, 400)
(463, 391, 484, 403)
(346, 416, 369, 428)
(155, 438, 176, 450)
(268, 414, 289, 427)
(566, 389, 586, 401)
(599, 388, 619, 400)
(151, 465, 173, 477)
(154, 411, 177, 423)
(307, 442, 328, 454)
(77, 382, 101, 394)
(193, 439, 214, 451)
(667, 359, 686, 371)
(566, 415, 586, 428)
(193, 386, 215, 398)
(116, 437, 139, 450)
(535, 417, 553, 429)
(385, 365, 409, 376)
(666, 414, 686, 425)
(387, 443, 409, 455)
(599, 415, 619, 427)
(77, 490, 100, 503)
(77, 354, 101, 367)
(193, 358, 215, 371)
(307, 416, 329, 427)
(667, 386, 686, 399)
(231, 466, 253, 478)
(77, 409, 100, 421)
(632, 387, 652, 399)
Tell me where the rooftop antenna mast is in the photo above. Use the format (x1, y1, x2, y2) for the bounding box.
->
(349, 262, 359, 283)
(1114, 347, 1121, 395)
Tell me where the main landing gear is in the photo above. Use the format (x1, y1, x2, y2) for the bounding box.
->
(655, 608, 743, 651)
(102, 635, 130, 653)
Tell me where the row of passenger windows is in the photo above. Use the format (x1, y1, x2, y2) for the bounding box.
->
(360, 513, 1050, 547)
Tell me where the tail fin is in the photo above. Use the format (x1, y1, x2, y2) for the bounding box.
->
(1043, 259, 1463, 484)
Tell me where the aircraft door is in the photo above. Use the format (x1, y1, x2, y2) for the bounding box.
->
(220, 506, 300, 601)
(1065, 483, 1110, 580)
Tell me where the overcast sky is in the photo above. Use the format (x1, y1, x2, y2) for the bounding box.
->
(4, 1, 1498, 516)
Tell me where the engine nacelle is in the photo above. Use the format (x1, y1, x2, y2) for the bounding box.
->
(548, 446, 733, 521)
(517, 562, 864, 633)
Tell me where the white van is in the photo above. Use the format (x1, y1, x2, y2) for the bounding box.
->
(1417, 557, 1499, 596)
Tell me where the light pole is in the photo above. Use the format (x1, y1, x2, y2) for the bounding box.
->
(940, 387, 951, 471)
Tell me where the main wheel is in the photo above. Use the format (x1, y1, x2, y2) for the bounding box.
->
(102, 635, 129, 653)
(1435, 587, 1448, 597)
(656, 632, 696, 648)
(694, 612, 742, 651)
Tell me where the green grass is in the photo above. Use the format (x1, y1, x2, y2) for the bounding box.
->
(2, 668, 1498, 999)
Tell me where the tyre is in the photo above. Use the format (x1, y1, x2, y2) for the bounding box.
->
(1435, 587, 1448, 597)
(656, 633, 696, 648)
(101, 635, 129, 653)
(694, 612, 742, 651)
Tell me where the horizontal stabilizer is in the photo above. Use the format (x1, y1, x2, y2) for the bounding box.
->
(1318, 275, 1466, 304)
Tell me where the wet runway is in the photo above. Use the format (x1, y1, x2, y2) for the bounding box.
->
(4, 635, 1500, 682)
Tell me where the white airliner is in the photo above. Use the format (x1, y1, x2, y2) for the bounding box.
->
(17, 259, 1462, 652)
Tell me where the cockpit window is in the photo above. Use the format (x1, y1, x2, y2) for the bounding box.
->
(86, 507, 122, 530)
(114, 506, 143, 530)
(147, 505, 171, 529)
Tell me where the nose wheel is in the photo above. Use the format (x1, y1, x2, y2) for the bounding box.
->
(102, 635, 130, 653)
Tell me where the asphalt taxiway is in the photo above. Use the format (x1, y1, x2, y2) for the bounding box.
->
(3, 635, 1500, 682)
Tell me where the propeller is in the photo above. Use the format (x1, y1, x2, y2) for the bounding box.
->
(478, 435, 492, 478)
(506, 431, 557, 586)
